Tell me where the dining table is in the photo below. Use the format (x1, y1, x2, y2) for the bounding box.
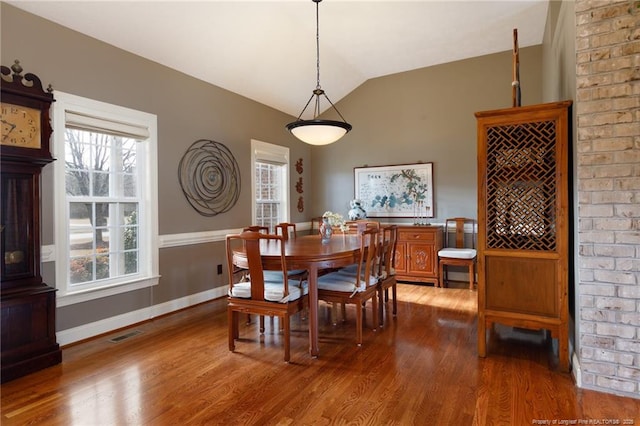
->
(232, 233, 362, 357)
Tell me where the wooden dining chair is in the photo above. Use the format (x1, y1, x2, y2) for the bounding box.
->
(343, 219, 380, 234)
(309, 216, 323, 235)
(315, 228, 379, 346)
(438, 217, 477, 290)
(243, 224, 305, 325)
(377, 225, 398, 326)
(226, 230, 308, 362)
(275, 222, 297, 240)
(326, 220, 380, 323)
(243, 225, 269, 233)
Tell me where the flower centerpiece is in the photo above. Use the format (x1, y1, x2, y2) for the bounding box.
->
(320, 211, 347, 243)
(323, 211, 348, 231)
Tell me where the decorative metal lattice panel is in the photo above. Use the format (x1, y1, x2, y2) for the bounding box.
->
(486, 121, 557, 251)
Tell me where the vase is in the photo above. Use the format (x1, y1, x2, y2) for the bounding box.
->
(319, 217, 332, 244)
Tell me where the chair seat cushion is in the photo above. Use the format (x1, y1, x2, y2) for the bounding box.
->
(263, 270, 307, 281)
(336, 267, 380, 283)
(317, 275, 357, 293)
(438, 248, 477, 259)
(315, 270, 377, 293)
(339, 263, 361, 275)
(262, 271, 285, 282)
(229, 281, 303, 302)
(378, 266, 396, 280)
(335, 269, 378, 286)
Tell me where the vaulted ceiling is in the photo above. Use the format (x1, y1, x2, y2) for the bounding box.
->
(9, 0, 550, 117)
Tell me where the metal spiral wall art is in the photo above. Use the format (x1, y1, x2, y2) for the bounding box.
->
(178, 139, 241, 217)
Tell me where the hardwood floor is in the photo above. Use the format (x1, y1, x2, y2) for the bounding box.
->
(2, 283, 639, 425)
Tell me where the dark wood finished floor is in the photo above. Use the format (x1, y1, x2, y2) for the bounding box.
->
(2, 283, 639, 425)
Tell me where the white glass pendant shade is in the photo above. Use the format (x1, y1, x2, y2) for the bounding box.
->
(287, 119, 351, 146)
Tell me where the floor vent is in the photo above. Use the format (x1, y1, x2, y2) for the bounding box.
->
(108, 330, 143, 343)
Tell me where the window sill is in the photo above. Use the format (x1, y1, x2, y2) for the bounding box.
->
(56, 275, 160, 307)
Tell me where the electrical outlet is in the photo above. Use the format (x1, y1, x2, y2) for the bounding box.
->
(217, 264, 223, 275)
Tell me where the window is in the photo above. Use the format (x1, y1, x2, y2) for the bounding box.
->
(52, 92, 159, 306)
(251, 140, 289, 232)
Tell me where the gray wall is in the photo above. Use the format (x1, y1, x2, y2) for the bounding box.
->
(310, 47, 543, 222)
(2, 4, 543, 337)
(541, 0, 579, 374)
(1, 4, 310, 330)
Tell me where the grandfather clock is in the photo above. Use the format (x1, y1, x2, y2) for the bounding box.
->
(1, 60, 61, 382)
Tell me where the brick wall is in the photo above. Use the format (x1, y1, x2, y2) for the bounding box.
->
(575, 0, 640, 397)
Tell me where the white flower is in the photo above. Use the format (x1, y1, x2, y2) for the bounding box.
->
(322, 211, 348, 232)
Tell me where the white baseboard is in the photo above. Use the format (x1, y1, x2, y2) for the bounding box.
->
(56, 285, 228, 346)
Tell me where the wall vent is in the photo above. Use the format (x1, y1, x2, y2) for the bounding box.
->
(108, 330, 143, 343)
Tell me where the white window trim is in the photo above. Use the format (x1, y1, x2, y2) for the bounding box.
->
(251, 139, 290, 226)
(52, 91, 159, 307)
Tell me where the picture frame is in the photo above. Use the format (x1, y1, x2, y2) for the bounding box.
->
(354, 162, 434, 218)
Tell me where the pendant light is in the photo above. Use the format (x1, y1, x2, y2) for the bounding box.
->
(286, 0, 352, 146)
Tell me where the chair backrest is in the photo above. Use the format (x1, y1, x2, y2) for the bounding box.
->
(243, 225, 269, 234)
(310, 216, 323, 235)
(444, 217, 476, 249)
(379, 225, 398, 277)
(345, 220, 380, 234)
(275, 222, 297, 240)
(356, 228, 379, 288)
(226, 230, 289, 301)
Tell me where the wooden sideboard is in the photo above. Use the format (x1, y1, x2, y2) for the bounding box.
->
(394, 226, 443, 285)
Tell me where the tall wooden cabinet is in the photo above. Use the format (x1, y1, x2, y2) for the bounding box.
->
(1, 61, 61, 382)
(395, 226, 443, 285)
(475, 101, 572, 371)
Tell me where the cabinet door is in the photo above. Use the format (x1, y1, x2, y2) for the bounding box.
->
(394, 243, 406, 273)
(406, 242, 436, 276)
(1, 169, 40, 288)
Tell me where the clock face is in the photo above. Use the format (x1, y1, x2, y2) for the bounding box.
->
(1, 102, 42, 149)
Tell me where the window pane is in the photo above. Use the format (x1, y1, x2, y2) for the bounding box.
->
(120, 203, 137, 224)
(70, 255, 92, 284)
(120, 140, 138, 196)
(95, 252, 110, 280)
(122, 201, 139, 277)
(93, 171, 109, 197)
(70, 202, 93, 256)
(95, 202, 110, 228)
(123, 227, 138, 250)
(123, 173, 137, 197)
(92, 134, 112, 172)
(124, 251, 138, 274)
(66, 170, 89, 196)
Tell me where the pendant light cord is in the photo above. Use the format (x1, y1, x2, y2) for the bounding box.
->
(315, 0, 321, 90)
(288, 0, 351, 128)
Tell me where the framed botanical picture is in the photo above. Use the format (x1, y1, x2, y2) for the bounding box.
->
(354, 162, 434, 218)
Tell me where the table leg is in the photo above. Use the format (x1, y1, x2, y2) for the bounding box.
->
(308, 264, 319, 357)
